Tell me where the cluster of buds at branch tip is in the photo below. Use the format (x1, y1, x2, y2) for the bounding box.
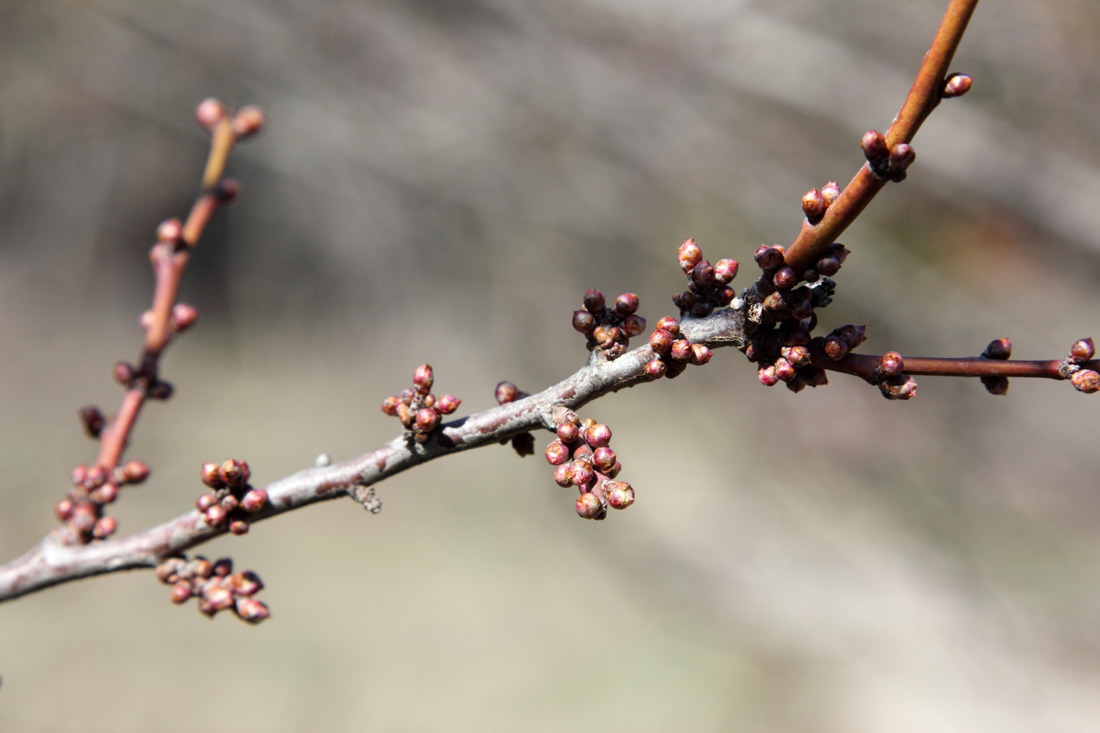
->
(646, 316, 711, 380)
(801, 181, 841, 225)
(195, 459, 269, 535)
(156, 555, 270, 624)
(672, 238, 738, 317)
(545, 409, 634, 520)
(1064, 337, 1099, 394)
(572, 289, 646, 360)
(381, 364, 461, 443)
(55, 459, 149, 545)
(754, 242, 846, 298)
(494, 381, 535, 457)
(862, 130, 916, 182)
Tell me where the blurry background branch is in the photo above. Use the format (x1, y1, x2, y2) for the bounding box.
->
(2, 1, 1100, 731)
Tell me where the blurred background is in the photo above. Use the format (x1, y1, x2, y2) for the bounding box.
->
(2, 0, 1100, 730)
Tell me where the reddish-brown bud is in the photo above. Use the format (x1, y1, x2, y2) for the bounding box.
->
(235, 598, 271, 624)
(942, 73, 973, 98)
(232, 105, 266, 138)
(981, 376, 1010, 395)
(585, 423, 613, 448)
(690, 344, 713, 366)
(70, 502, 97, 534)
(545, 440, 571, 466)
(835, 324, 866, 349)
(816, 256, 840, 277)
(495, 381, 519, 405)
(113, 361, 136, 386)
(229, 519, 250, 536)
(436, 394, 461, 414)
(557, 420, 580, 444)
(157, 218, 183, 243)
(195, 98, 227, 130)
(415, 408, 440, 432)
(592, 446, 617, 474)
(678, 239, 703, 274)
(1071, 369, 1100, 394)
(623, 315, 647, 337)
(670, 339, 693, 362)
(381, 395, 400, 415)
(220, 494, 240, 513)
(575, 492, 604, 520)
(583, 288, 605, 313)
(861, 130, 888, 163)
(614, 293, 640, 316)
(554, 463, 574, 488)
(649, 329, 673, 356)
(714, 259, 739, 284)
(92, 516, 117, 539)
(230, 571, 264, 597)
(219, 459, 248, 489)
(572, 310, 596, 335)
(200, 462, 225, 489)
(821, 181, 840, 205)
(781, 345, 812, 368)
(889, 144, 916, 171)
(754, 245, 786, 272)
(772, 267, 797, 290)
(205, 504, 229, 528)
(982, 338, 1012, 360)
(241, 488, 269, 512)
(170, 581, 193, 604)
(85, 465, 108, 489)
(655, 317, 680, 337)
(413, 364, 434, 395)
(118, 460, 150, 484)
(1070, 338, 1095, 363)
(79, 406, 106, 438)
(212, 558, 234, 577)
(196, 493, 218, 512)
(879, 375, 918, 400)
(606, 481, 635, 510)
(802, 188, 827, 224)
(645, 359, 667, 379)
(879, 351, 904, 377)
(213, 178, 240, 202)
(823, 336, 848, 361)
(91, 482, 119, 504)
(71, 465, 89, 486)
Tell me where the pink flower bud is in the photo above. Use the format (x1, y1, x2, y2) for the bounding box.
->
(195, 98, 227, 130)
(575, 492, 604, 520)
(545, 440, 571, 466)
(678, 239, 703, 274)
(241, 488, 269, 512)
(645, 359, 667, 379)
(606, 481, 635, 510)
(415, 408, 440, 432)
(584, 423, 612, 448)
(942, 73, 973, 98)
(592, 446, 617, 474)
(201, 462, 225, 489)
(554, 463, 574, 487)
(170, 303, 198, 332)
(436, 394, 461, 414)
(413, 364, 434, 395)
(231, 105, 265, 138)
(655, 316, 680, 337)
(495, 381, 519, 405)
(802, 188, 827, 224)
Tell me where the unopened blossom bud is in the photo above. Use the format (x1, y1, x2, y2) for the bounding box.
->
(554, 463, 574, 487)
(592, 446, 617, 474)
(92, 516, 117, 539)
(774, 358, 796, 382)
(758, 365, 779, 387)
(690, 260, 716, 288)
(229, 519, 250, 536)
(1071, 369, 1100, 394)
(170, 303, 198, 332)
(888, 144, 916, 172)
(583, 288, 605, 313)
(623, 315, 647, 337)
(982, 338, 1012, 360)
(412, 364, 434, 395)
(557, 420, 580, 444)
(691, 344, 713, 365)
(230, 570, 264, 597)
(545, 440, 571, 466)
(823, 336, 848, 361)
(714, 259, 739, 284)
(575, 492, 604, 520)
(91, 482, 119, 505)
(170, 581, 193, 604)
(606, 481, 635, 509)
(157, 218, 183, 243)
(572, 310, 596, 335)
(645, 359, 667, 379)
(754, 245, 786, 272)
(381, 396, 400, 415)
(584, 423, 612, 448)
(981, 376, 1009, 395)
(678, 238, 703, 274)
(879, 351, 904, 377)
(219, 459, 248, 489)
(119, 460, 150, 484)
(821, 181, 840, 205)
(880, 375, 918, 400)
(415, 408, 440, 432)
(655, 317, 680, 337)
(495, 381, 520, 405)
(436, 394, 461, 414)
(802, 188, 827, 224)
(816, 256, 840, 277)
(71, 465, 89, 486)
(649, 329, 673, 356)
(942, 73, 973, 98)
(79, 406, 106, 438)
(1070, 338, 1095, 363)
(205, 504, 229, 528)
(773, 267, 797, 290)
(670, 339, 693, 362)
(241, 488, 269, 512)
(55, 498, 75, 521)
(85, 465, 108, 489)
(781, 345, 812, 368)
(195, 98, 227, 130)
(231, 105, 266, 138)
(836, 323, 866, 348)
(235, 598, 271, 624)
(614, 293, 640, 316)
(201, 462, 225, 489)
(113, 361, 136, 386)
(196, 493, 218, 512)
(861, 129, 888, 163)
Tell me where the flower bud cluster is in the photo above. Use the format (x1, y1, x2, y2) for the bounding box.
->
(862, 130, 916, 182)
(645, 316, 712, 380)
(748, 319, 832, 394)
(754, 242, 847, 300)
(544, 410, 634, 520)
(156, 554, 270, 624)
(875, 352, 918, 400)
(381, 364, 461, 443)
(55, 459, 151, 545)
(195, 459, 270, 536)
(672, 239, 738, 318)
(113, 356, 175, 400)
(801, 181, 841, 225)
(495, 381, 535, 457)
(979, 337, 1012, 395)
(572, 289, 647, 360)
(1066, 337, 1099, 394)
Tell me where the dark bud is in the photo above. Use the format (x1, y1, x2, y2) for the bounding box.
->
(981, 338, 1012, 360)
(495, 381, 519, 405)
(836, 324, 866, 349)
(690, 261, 716, 289)
(213, 178, 240, 203)
(623, 315, 647, 337)
(772, 267, 797, 290)
(888, 144, 916, 172)
(802, 367, 829, 387)
(572, 310, 596, 335)
(816, 256, 841, 277)
(823, 336, 849, 361)
(79, 407, 106, 438)
(583, 288, 605, 314)
(614, 293, 640, 316)
(147, 381, 174, 400)
(981, 376, 1010, 395)
(879, 374, 918, 400)
(113, 362, 136, 387)
(754, 245, 786, 273)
